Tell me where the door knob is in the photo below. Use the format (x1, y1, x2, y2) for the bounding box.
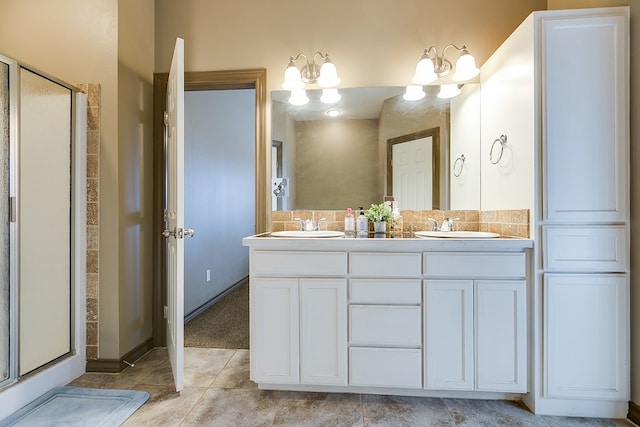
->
(162, 228, 176, 238)
(183, 228, 195, 238)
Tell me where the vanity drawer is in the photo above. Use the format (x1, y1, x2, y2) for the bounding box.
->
(423, 252, 526, 279)
(349, 279, 421, 304)
(349, 306, 421, 346)
(543, 226, 627, 272)
(349, 347, 422, 388)
(252, 251, 347, 276)
(349, 252, 421, 277)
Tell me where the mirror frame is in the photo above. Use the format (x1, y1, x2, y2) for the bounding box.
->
(386, 127, 441, 210)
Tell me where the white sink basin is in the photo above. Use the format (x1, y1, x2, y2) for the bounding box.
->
(414, 231, 500, 239)
(271, 230, 345, 238)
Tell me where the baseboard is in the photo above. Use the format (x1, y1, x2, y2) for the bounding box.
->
(184, 276, 248, 323)
(85, 338, 154, 373)
(629, 400, 640, 426)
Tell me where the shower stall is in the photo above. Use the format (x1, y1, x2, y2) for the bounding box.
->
(0, 53, 86, 419)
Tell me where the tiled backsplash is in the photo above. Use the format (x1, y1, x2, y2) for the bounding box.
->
(272, 209, 530, 238)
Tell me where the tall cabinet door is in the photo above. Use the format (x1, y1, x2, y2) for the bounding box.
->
(544, 274, 628, 400)
(424, 280, 474, 391)
(543, 14, 628, 222)
(251, 278, 299, 384)
(475, 280, 527, 392)
(300, 278, 347, 385)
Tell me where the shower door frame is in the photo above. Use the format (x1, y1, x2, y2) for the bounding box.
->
(0, 52, 87, 420)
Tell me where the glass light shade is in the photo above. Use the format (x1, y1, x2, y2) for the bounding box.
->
(412, 57, 437, 85)
(452, 52, 480, 82)
(437, 84, 461, 99)
(317, 60, 341, 88)
(403, 85, 426, 101)
(288, 89, 309, 106)
(320, 88, 341, 104)
(282, 64, 304, 90)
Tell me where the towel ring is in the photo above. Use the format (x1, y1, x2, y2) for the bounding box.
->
(453, 154, 466, 177)
(490, 134, 507, 164)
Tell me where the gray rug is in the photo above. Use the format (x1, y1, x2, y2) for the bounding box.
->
(0, 386, 149, 427)
(184, 282, 249, 349)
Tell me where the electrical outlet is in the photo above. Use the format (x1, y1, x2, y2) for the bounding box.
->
(206, 269, 211, 282)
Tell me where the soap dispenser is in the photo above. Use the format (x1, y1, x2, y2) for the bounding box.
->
(356, 207, 368, 237)
(344, 208, 355, 238)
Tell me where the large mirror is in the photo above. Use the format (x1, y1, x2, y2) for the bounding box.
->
(271, 84, 480, 211)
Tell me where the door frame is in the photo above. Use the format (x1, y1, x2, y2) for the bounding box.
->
(152, 69, 267, 346)
(386, 127, 440, 210)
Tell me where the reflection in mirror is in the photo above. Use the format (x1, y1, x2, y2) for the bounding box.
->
(271, 85, 480, 211)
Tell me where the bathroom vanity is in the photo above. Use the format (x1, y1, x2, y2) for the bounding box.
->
(242, 235, 533, 399)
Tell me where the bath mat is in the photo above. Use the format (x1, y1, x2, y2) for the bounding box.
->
(0, 386, 149, 427)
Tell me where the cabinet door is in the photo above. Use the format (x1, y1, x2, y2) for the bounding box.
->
(300, 278, 347, 385)
(251, 278, 299, 384)
(424, 280, 474, 391)
(543, 14, 628, 222)
(544, 274, 628, 399)
(475, 280, 527, 392)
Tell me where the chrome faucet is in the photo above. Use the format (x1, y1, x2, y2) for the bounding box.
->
(294, 217, 325, 231)
(440, 217, 460, 232)
(427, 217, 460, 232)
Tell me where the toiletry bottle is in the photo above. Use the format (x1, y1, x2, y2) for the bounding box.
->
(344, 208, 355, 238)
(391, 202, 403, 237)
(356, 207, 368, 237)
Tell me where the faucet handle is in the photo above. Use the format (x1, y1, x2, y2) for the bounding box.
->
(426, 218, 440, 231)
(315, 218, 326, 231)
(441, 217, 461, 232)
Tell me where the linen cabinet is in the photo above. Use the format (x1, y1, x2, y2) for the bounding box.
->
(481, 6, 629, 417)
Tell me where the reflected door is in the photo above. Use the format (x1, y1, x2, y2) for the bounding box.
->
(392, 136, 433, 210)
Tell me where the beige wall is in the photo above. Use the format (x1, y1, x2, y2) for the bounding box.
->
(117, 0, 155, 357)
(0, 0, 155, 360)
(295, 119, 379, 210)
(549, 0, 637, 408)
(154, 0, 546, 89)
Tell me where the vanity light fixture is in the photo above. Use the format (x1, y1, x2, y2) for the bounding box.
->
(320, 88, 341, 104)
(412, 44, 480, 85)
(282, 51, 341, 105)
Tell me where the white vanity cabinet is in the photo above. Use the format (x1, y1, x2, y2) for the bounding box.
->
(250, 251, 348, 386)
(348, 252, 423, 389)
(481, 6, 629, 417)
(424, 253, 527, 393)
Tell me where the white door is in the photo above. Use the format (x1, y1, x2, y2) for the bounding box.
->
(165, 37, 185, 392)
(392, 137, 432, 210)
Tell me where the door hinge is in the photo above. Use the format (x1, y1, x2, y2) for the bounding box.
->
(164, 305, 168, 319)
(163, 111, 169, 125)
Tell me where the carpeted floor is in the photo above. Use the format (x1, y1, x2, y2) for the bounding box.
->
(184, 282, 249, 349)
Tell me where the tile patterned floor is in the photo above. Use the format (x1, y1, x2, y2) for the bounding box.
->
(69, 348, 637, 427)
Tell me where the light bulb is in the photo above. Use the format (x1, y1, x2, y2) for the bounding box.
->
(317, 59, 341, 88)
(452, 51, 480, 82)
(437, 84, 461, 99)
(320, 88, 341, 104)
(412, 56, 437, 85)
(403, 85, 426, 101)
(282, 63, 304, 90)
(288, 89, 309, 105)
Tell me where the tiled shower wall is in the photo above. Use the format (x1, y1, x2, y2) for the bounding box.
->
(272, 209, 530, 238)
(78, 83, 100, 360)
